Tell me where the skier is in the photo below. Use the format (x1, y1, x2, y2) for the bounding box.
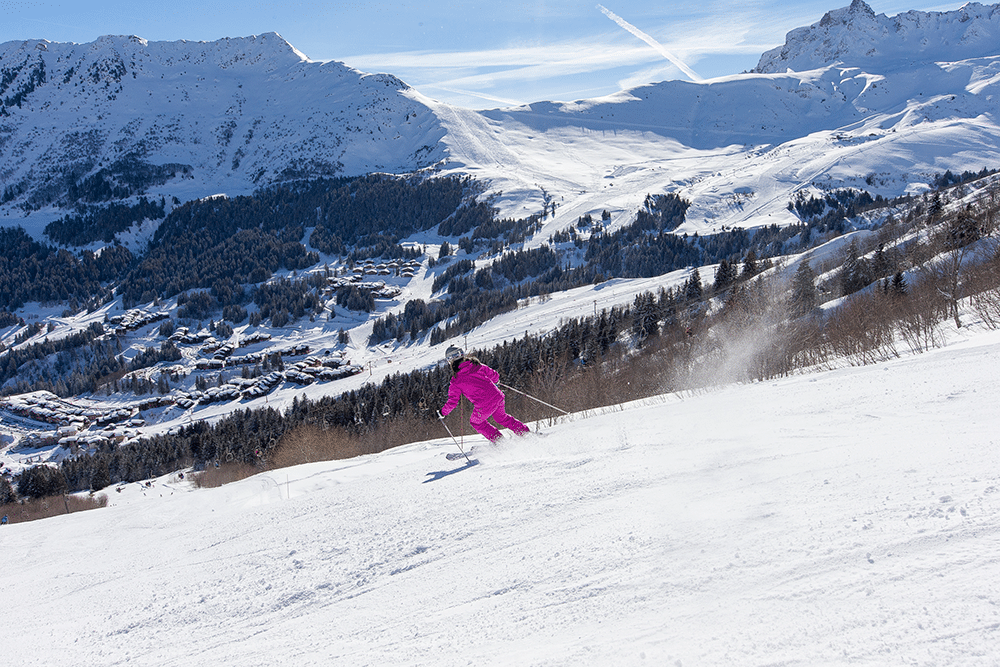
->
(439, 345, 530, 443)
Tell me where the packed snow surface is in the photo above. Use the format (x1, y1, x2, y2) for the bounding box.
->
(3, 327, 999, 666)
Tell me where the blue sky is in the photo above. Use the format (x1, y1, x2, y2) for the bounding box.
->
(1, 0, 960, 108)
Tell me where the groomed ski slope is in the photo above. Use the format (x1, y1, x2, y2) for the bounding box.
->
(3, 328, 1000, 666)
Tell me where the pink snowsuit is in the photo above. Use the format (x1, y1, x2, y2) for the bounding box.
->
(441, 360, 529, 442)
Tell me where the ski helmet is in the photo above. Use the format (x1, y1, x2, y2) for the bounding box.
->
(445, 345, 464, 361)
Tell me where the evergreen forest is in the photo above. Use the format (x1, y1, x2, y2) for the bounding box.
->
(3, 168, 1000, 513)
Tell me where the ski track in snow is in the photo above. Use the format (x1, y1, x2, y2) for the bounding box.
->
(3, 329, 1000, 666)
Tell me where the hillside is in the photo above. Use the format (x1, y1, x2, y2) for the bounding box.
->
(0, 32, 445, 231)
(443, 0, 1000, 240)
(1, 2, 999, 241)
(2, 323, 999, 666)
(753, 0, 1000, 74)
(2, 5, 1000, 662)
(2, 1, 1000, 485)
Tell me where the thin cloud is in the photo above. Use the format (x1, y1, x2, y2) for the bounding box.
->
(345, 41, 648, 70)
(421, 84, 527, 108)
(338, 9, 770, 81)
(336, 5, 795, 107)
(596, 4, 704, 82)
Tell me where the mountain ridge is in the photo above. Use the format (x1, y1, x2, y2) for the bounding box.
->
(1, 3, 1000, 244)
(0, 32, 446, 223)
(754, 0, 1000, 73)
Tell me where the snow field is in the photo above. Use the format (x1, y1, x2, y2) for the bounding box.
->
(2, 328, 999, 666)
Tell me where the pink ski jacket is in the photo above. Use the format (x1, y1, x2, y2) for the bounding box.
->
(441, 361, 503, 418)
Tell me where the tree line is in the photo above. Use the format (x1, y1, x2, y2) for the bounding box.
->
(117, 174, 479, 307)
(44, 197, 167, 246)
(8, 171, 1000, 503)
(0, 227, 131, 310)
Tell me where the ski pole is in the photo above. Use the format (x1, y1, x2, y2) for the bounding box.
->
(438, 412, 473, 464)
(499, 383, 570, 415)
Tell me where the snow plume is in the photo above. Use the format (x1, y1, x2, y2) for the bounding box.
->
(597, 4, 703, 83)
(684, 277, 793, 389)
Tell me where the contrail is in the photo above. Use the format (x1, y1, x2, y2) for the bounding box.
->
(597, 4, 703, 82)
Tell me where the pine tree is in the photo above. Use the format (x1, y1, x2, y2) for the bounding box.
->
(789, 260, 817, 317)
(90, 460, 111, 492)
(632, 292, 659, 342)
(713, 259, 736, 293)
(840, 240, 870, 296)
(890, 271, 907, 297)
(684, 270, 703, 303)
(740, 249, 759, 281)
(0, 475, 15, 504)
(928, 191, 944, 221)
(17, 465, 68, 499)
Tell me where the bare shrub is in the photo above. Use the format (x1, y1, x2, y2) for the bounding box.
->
(785, 317, 830, 370)
(2, 493, 108, 524)
(970, 285, 1000, 329)
(733, 322, 804, 382)
(892, 278, 945, 353)
(194, 463, 260, 489)
(920, 208, 996, 327)
(269, 424, 365, 469)
(823, 292, 898, 365)
(964, 239, 1000, 329)
(358, 414, 445, 455)
(541, 351, 627, 417)
(521, 350, 578, 414)
(641, 346, 686, 393)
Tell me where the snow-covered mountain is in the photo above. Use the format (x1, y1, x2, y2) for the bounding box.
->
(3, 2, 1000, 243)
(0, 33, 445, 218)
(440, 0, 1000, 239)
(0, 1, 997, 444)
(3, 8, 1000, 661)
(754, 0, 1000, 74)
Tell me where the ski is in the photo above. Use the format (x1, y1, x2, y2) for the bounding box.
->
(444, 431, 545, 459)
(446, 449, 478, 461)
